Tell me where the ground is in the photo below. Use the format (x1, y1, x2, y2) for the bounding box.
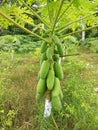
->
(0, 47, 98, 130)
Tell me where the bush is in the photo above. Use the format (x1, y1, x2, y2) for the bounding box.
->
(0, 35, 41, 53)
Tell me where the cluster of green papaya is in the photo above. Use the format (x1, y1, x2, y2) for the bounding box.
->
(36, 35, 64, 111)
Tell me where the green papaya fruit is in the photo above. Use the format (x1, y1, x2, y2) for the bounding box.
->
(52, 95, 62, 111)
(54, 62, 64, 80)
(47, 69, 55, 90)
(56, 43, 64, 56)
(53, 35, 64, 56)
(52, 77, 60, 96)
(46, 47, 53, 61)
(53, 54, 59, 62)
(53, 35, 60, 45)
(36, 78, 46, 100)
(41, 42, 48, 53)
(40, 60, 50, 79)
(40, 52, 47, 65)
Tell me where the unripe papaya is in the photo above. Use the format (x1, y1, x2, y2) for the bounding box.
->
(40, 60, 50, 79)
(36, 93, 42, 100)
(41, 42, 48, 53)
(46, 47, 53, 61)
(53, 35, 60, 45)
(56, 43, 64, 56)
(53, 35, 64, 56)
(52, 77, 60, 96)
(52, 95, 62, 111)
(54, 48, 58, 54)
(36, 78, 46, 100)
(40, 52, 47, 65)
(53, 54, 59, 62)
(54, 62, 64, 80)
(47, 69, 55, 90)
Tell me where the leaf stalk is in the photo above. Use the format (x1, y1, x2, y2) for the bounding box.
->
(57, 0, 75, 22)
(20, 0, 50, 28)
(0, 10, 49, 43)
(61, 24, 98, 39)
(51, 0, 64, 37)
(57, 11, 98, 33)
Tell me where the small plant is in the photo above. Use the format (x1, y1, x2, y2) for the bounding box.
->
(0, 109, 16, 130)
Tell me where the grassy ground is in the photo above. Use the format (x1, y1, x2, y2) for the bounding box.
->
(0, 47, 98, 130)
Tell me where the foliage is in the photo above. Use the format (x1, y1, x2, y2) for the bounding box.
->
(0, 35, 41, 53)
(38, 0, 98, 29)
(61, 58, 98, 130)
(0, 0, 98, 37)
(80, 37, 98, 53)
(0, 109, 16, 130)
(0, 0, 98, 129)
(0, 3, 34, 29)
(38, 54, 98, 130)
(0, 47, 98, 129)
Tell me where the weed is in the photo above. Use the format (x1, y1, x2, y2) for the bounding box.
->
(0, 46, 98, 129)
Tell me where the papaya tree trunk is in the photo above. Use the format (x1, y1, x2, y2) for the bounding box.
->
(81, 19, 86, 41)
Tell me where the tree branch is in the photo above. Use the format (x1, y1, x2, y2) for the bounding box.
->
(0, 10, 49, 43)
(57, 0, 75, 22)
(47, 0, 53, 24)
(51, 0, 64, 37)
(60, 53, 80, 57)
(61, 24, 98, 38)
(51, 115, 59, 130)
(56, 11, 98, 33)
(20, 0, 50, 28)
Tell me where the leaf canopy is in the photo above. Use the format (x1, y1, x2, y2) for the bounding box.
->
(0, 0, 98, 38)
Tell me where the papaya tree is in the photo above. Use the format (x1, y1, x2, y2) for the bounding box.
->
(0, 0, 98, 117)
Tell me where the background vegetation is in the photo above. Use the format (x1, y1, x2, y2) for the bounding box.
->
(0, 0, 98, 130)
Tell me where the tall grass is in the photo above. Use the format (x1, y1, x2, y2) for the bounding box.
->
(0, 48, 98, 130)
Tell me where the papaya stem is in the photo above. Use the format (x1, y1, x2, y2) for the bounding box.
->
(20, 0, 50, 28)
(47, 0, 53, 24)
(57, 0, 75, 22)
(51, 115, 59, 130)
(61, 24, 98, 38)
(57, 11, 98, 32)
(45, 90, 51, 101)
(51, 0, 64, 37)
(60, 53, 80, 57)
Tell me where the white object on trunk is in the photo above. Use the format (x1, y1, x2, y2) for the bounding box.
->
(59, 58, 61, 64)
(44, 99, 52, 118)
(81, 19, 86, 41)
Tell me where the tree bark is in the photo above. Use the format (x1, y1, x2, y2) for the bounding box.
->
(81, 19, 86, 41)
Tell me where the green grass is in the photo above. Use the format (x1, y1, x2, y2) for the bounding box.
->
(0, 46, 98, 130)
